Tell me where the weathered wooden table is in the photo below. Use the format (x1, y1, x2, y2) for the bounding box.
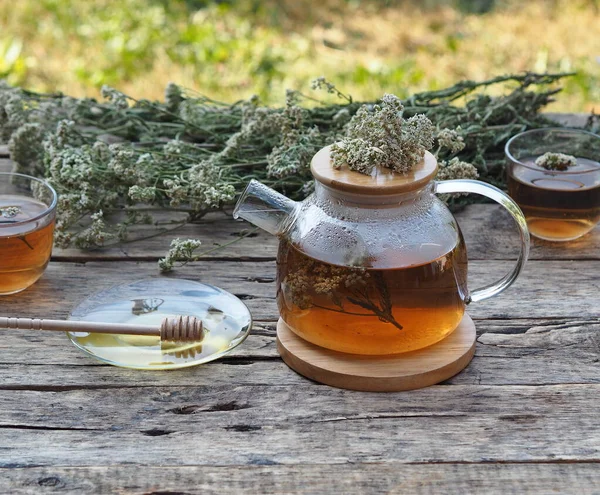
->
(1, 118, 600, 493)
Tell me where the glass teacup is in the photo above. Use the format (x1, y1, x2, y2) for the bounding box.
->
(0, 172, 57, 295)
(505, 128, 600, 242)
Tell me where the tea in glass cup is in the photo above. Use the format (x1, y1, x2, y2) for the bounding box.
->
(0, 172, 57, 295)
(505, 128, 600, 241)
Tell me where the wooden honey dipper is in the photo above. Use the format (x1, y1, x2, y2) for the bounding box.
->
(0, 315, 205, 342)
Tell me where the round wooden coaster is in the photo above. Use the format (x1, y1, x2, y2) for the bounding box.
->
(276, 314, 476, 392)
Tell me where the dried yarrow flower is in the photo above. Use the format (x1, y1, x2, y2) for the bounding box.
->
(310, 77, 352, 103)
(436, 128, 465, 154)
(436, 158, 479, 199)
(101, 85, 129, 110)
(535, 152, 577, 171)
(0, 74, 572, 253)
(158, 238, 202, 272)
(1, 206, 21, 218)
(331, 94, 434, 175)
(128, 185, 157, 203)
(74, 210, 115, 249)
(8, 123, 46, 176)
(162, 178, 188, 207)
(331, 139, 383, 174)
(267, 126, 321, 178)
(188, 162, 236, 208)
(165, 82, 183, 111)
(437, 157, 479, 181)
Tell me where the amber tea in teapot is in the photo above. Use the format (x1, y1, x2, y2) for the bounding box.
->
(235, 146, 529, 356)
(277, 239, 468, 354)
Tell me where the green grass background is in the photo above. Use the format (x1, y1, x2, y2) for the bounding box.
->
(1, 0, 598, 111)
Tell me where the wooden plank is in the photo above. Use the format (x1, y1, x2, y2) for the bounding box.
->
(0, 259, 597, 322)
(0, 260, 277, 321)
(0, 259, 598, 386)
(1, 318, 600, 389)
(2, 463, 599, 495)
(2, 382, 600, 431)
(457, 204, 599, 260)
(1, 384, 600, 467)
(55, 213, 279, 261)
(1, 318, 600, 388)
(50, 205, 600, 262)
(0, 336, 597, 388)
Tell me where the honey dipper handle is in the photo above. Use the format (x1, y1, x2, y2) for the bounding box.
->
(0, 317, 160, 336)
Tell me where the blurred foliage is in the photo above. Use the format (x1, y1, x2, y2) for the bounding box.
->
(0, 0, 598, 111)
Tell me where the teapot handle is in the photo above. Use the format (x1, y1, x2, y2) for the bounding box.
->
(434, 179, 530, 303)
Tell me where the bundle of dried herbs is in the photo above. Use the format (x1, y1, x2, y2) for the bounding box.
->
(0, 72, 589, 251)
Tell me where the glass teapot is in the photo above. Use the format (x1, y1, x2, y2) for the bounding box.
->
(234, 146, 529, 355)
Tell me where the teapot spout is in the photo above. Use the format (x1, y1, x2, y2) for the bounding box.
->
(233, 180, 298, 236)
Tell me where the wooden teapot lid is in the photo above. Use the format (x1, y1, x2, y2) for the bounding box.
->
(310, 145, 438, 195)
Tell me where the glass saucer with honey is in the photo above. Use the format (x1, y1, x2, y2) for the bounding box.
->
(67, 278, 252, 369)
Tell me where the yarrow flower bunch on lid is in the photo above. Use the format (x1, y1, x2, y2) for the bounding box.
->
(329, 92, 478, 183)
(331, 94, 435, 175)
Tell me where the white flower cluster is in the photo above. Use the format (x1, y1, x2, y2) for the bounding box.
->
(266, 92, 322, 178)
(128, 185, 157, 203)
(186, 91, 322, 182)
(267, 126, 320, 178)
(436, 128, 465, 154)
(0, 84, 28, 142)
(436, 157, 479, 181)
(158, 238, 202, 272)
(48, 146, 95, 187)
(101, 85, 129, 110)
(0, 206, 21, 218)
(165, 82, 183, 111)
(331, 94, 435, 175)
(74, 210, 115, 249)
(310, 77, 352, 102)
(43, 120, 84, 159)
(535, 152, 577, 171)
(162, 178, 188, 206)
(187, 162, 236, 209)
(436, 158, 479, 200)
(1, 81, 74, 150)
(8, 123, 46, 176)
(311, 76, 337, 94)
